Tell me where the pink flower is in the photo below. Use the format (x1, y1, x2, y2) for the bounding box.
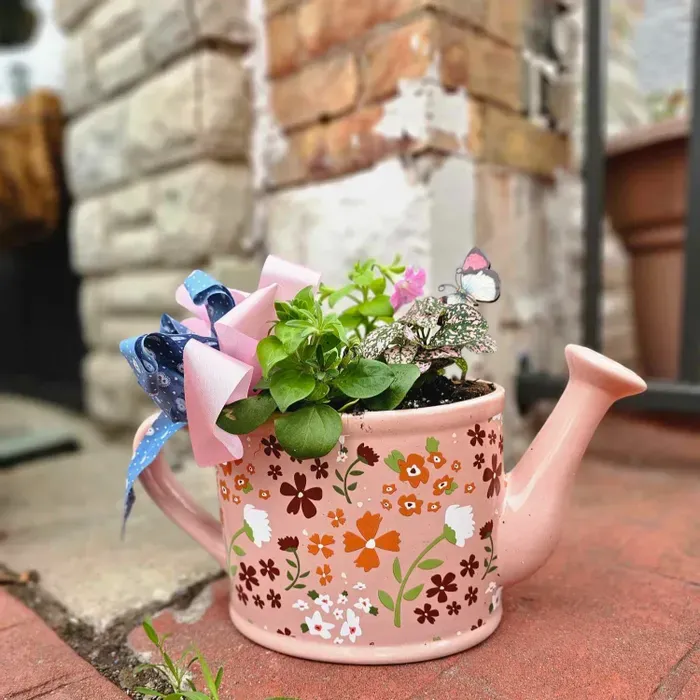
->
(390, 266, 426, 310)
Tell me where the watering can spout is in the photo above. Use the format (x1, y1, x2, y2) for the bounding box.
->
(497, 345, 646, 587)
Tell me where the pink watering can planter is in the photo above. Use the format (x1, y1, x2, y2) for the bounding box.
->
(134, 345, 646, 664)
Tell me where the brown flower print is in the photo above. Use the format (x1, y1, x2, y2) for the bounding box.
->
(432, 476, 454, 496)
(219, 479, 231, 501)
(464, 482, 476, 494)
(262, 435, 283, 458)
(426, 573, 458, 603)
(480, 520, 494, 539)
(414, 603, 439, 625)
(307, 533, 335, 559)
(234, 474, 249, 491)
(488, 430, 497, 446)
(451, 460, 462, 472)
(483, 455, 503, 499)
(239, 563, 259, 591)
(381, 499, 392, 510)
(327, 508, 346, 528)
(259, 558, 280, 581)
(268, 464, 283, 480)
(259, 489, 271, 500)
(277, 628, 293, 636)
(471, 619, 484, 630)
(236, 584, 248, 605)
(267, 589, 282, 609)
(397, 493, 423, 517)
(253, 594, 264, 609)
(468, 424, 486, 447)
(460, 554, 480, 578)
(465, 586, 478, 605)
(447, 601, 461, 616)
(220, 461, 234, 476)
(499, 434, 504, 455)
(316, 564, 333, 585)
(278, 536, 299, 552)
(343, 511, 401, 572)
(310, 458, 329, 480)
(427, 501, 441, 513)
(232, 494, 241, 505)
(473, 453, 485, 469)
(398, 454, 430, 489)
(280, 472, 323, 518)
(382, 484, 397, 495)
(246, 463, 255, 475)
(357, 443, 380, 466)
(427, 451, 446, 469)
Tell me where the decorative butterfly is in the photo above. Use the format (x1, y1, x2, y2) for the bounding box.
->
(439, 247, 501, 305)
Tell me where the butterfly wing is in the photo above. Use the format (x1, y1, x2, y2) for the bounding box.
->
(460, 269, 501, 303)
(461, 247, 491, 272)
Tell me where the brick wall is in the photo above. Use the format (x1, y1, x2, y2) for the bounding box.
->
(58, 0, 260, 430)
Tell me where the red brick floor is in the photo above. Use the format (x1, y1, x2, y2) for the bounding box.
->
(129, 458, 700, 700)
(0, 591, 128, 699)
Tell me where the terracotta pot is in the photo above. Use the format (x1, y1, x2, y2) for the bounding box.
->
(606, 119, 689, 379)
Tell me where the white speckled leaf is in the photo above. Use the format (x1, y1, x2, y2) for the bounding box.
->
(385, 343, 418, 364)
(360, 324, 405, 359)
(401, 297, 445, 330)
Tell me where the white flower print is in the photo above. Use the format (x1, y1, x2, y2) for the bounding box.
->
(157, 372, 171, 387)
(354, 598, 372, 614)
(175, 397, 186, 412)
(486, 581, 497, 594)
(145, 427, 155, 437)
(340, 609, 362, 643)
(242, 504, 271, 548)
(292, 599, 309, 611)
(333, 637, 344, 645)
(353, 582, 366, 590)
(337, 451, 348, 463)
(444, 504, 475, 547)
(176, 362, 185, 374)
(315, 594, 333, 613)
(490, 587, 502, 613)
(336, 592, 348, 605)
(142, 360, 156, 373)
(305, 611, 334, 640)
(333, 608, 345, 620)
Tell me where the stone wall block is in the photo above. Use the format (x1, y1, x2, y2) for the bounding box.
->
(153, 161, 252, 264)
(91, 0, 141, 55)
(104, 182, 153, 233)
(109, 227, 163, 269)
(127, 51, 250, 175)
(69, 197, 108, 274)
(207, 254, 265, 292)
(55, 0, 104, 31)
(195, 0, 252, 45)
(63, 29, 100, 115)
(66, 97, 129, 197)
(79, 280, 105, 348)
(96, 316, 165, 351)
(97, 270, 190, 314)
(96, 34, 147, 96)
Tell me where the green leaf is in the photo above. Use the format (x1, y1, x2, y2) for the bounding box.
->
(327, 284, 356, 308)
(299, 571, 310, 578)
(403, 584, 424, 601)
(275, 323, 313, 353)
(232, 545, 246, 557)
(293, 583, 306, 589)
(384, 450, 405, 473)
(307, 590, 319, 600)
(270, 370, 316, 412)
(357, 295, 394, 317)
(334, 359, 394, 399)
(444, 524, 457, 544)
(217, 394, 277, 435)
(369, 606, 379, 616)
(286, 558, 297, 568)
(417, 559, 444, 570)
(293, 286, 316, 310)
(351, 269, 374, 287)
(229, 564, 237, 576)
(363, 363, 421, 411)
(257, 336, 289, 376)
(287, 571, 294, 581)
(370, 276, 387, 294)
(349, 469, 364, 476)
(243, 521, 254, 542)
(484, 558, 489, 567)
(484, 546, 491, 553)
(488, 566, 498, 573)
(335, 469, 343, 481)
(215, 667, 224, 690)
(333, 485, 345, 496)
(301, 623, 309, 633)
(179, 692, 212, 700)
(348, 482, 358, 491)
(275, 404, 343, 459)
(142, 619, 159, 646)
(445, 481, 458, 495)
(197, 651, 218, 695)
(307, 382, 330, 402)
(377, 590, 394, 611)
(426, 436, 439, 453)
(133, 689, 168, 698)
(392, 557, 402, 583)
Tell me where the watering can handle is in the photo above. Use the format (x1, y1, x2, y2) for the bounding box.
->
(133, 413, 227, 569)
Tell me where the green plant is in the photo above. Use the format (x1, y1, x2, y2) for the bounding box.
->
(317, 256, 406, 338)
(216, 286, 421, 459)
(359, 296, 496, 378)
(134, 619, 224, 700)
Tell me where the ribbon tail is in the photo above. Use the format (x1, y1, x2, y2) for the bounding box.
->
(121, 412, 185, 537)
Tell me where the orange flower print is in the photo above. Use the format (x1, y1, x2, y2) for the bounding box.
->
(427, 501, 441, 513)
(427, 451, 446, 469)
(343, 512, 401, 572)
(397, 494, 423, 517)
(219, 479, 231, 501)
(308, 533, 335, 559)
(246, 463, 255, 474)
(381, 499, 392, 510)
(433, 476, 454, 496)
(398, 454, 430, 489)
(232, 494, 241, 505)
(317, 564, 333, 585)
(451, 460, 462, 472)
(234, 474, 249, 491)
(464, 482, 476, 494)
(382, 484, 397, 495)
(259, 489, 271, 500)
(220, 461, 234, 476)
(328, 508, 346, 528)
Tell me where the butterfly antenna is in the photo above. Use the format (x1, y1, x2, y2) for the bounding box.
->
(437, 283, 457, 293)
